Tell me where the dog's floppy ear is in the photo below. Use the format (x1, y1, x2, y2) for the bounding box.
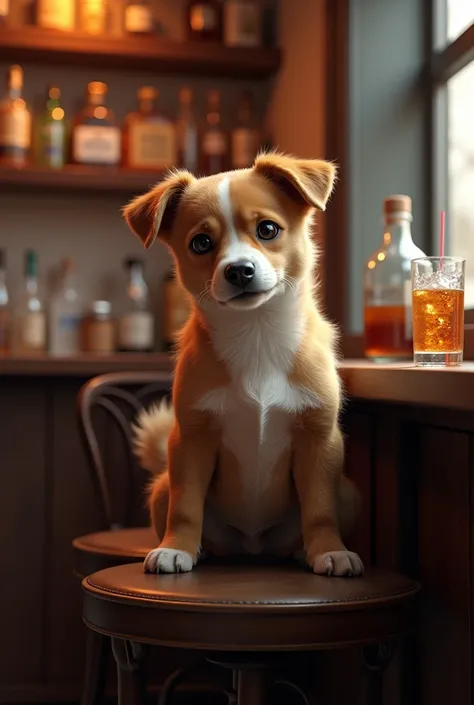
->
(123, 170, 195, 249)
(253, 152, 337, 211)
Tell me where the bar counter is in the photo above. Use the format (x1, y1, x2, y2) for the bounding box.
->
(0, 356, 471, 705)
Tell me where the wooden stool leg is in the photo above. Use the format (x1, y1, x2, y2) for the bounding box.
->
(236, 668, 270, 705)
(112, 637, 147, 705)
(81, 630, 109, 705)
(363, 643, 394, 705)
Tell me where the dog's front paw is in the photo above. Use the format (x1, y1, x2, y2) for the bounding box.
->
(143, 547, 194, 574)
(312, 550, 364, 577)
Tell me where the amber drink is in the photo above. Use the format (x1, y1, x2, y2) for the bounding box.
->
(411, 256, 465, 367)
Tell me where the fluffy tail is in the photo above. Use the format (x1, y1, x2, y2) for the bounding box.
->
(132, 399, 174, 476)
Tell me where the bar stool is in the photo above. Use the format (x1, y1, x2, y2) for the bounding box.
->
(82, 560, 419, 705)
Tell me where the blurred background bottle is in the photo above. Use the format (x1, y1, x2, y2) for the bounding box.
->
(49, 258, 82, 356)
(117, 258, 154, 352)
(72, 81, 121, 167)
(201, 89, 228, 175)
(0, 65, 32, 168)
(231, 90, 259, 169)
(13, 249, 46, 355)
(122, 87, 176, 171)
(0, 249, 11, 353)
(176, 86, 198, 173)
(363, 195, 426, 362)
(34, 85, 67, 169)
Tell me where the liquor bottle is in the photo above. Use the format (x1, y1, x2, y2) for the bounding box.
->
(49, 259, 83, 356)
(231, 91, 259, 169)
(0, 0, 9, 24)
(34, 85, 67, 169)
(71, 81, 121, 167)
(163, 271, 191, 351)
(78, 0, 107, 34)
(0, 65, 32, 168)
(224, 0, 262, 47)
(0, 249, 11, 354)
(201, 89, 228, 175)
(364, 195, 426, 362)
(122, 87, 176, 172)
(176, 86, 198, 172)
(37, 0, 75, 30)
(124, 0, 154, 34)
(13, 250, 46, 355)
(117, 258, 154, 352)
(187, 0, 222, 41)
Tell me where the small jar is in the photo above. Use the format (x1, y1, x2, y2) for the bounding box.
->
(82, 300, 115, 354)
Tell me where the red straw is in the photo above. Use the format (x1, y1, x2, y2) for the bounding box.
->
(440, 211, 445, 269)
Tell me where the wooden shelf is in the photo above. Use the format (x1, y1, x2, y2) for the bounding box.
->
(0, 26, 281, 78)
(0, 165, 163, 195)
(0, 352, 172, 376)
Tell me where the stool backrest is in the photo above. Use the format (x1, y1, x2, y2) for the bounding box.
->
(77, 371, 172, 529)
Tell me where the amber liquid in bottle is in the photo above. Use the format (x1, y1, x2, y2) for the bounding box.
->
(201, 89, 228, 175)
(0, 65, 32, 167)
(71, 81, 121, 167)
(363, 195, 426, 362)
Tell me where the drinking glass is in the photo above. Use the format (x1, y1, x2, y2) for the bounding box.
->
(411, 256, 465, 366)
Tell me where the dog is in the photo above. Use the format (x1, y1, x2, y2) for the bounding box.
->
(123, 152, 363, 577)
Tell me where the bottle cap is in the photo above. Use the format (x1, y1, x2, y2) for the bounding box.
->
(179, 86, 193, 103)
(124, 257, 143, 270)
(383, 195, 412, 215)
(138, 86, 158, 102)
(88, 81, 107, 96)
(48, 85, 61, 100)
(9, 65, 23, 90)
(91, 300, 111, 317)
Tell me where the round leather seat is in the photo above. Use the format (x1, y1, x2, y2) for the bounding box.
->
(73, 527, 156, 578)
(82, 562, 419, 651)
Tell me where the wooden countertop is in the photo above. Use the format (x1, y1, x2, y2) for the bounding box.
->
(2, 354, 474, 412)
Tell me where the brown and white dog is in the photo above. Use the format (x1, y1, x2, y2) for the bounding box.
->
(123, 152, 363, 577)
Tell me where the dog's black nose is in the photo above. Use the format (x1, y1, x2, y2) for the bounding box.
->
(224, 261, 255, 289)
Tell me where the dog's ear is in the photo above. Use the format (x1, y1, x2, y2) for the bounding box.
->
(123, 170, 196, 249)
(253, 153, 337, 211)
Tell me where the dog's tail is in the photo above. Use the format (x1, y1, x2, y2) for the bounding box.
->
(132, 399, 174, 476)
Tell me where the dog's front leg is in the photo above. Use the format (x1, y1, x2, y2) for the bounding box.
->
(292, 426, 364, 577)
(144, 425, 217, 574)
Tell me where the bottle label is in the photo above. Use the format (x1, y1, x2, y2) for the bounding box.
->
(73, 125, 121, 165)
(203, 130, 226, 157)
(125, 5, 153, 32)
(224, 1, 261, 47)
(0, 108, 31, 151)
(190, 4, 218, 31)
(129, 121, 177, 169)
(404, 278, 413, 339)
(232, 127, 258, 168)
(22, 312, 46, 350)
(118, 311, 154, 350)
(38, 0, 75, 30)
(38, 122, 65, 167)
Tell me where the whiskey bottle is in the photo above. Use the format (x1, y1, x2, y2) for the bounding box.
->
(13, 250, 46, 356)
(117, 258, 154, 352)
(124, 0, 154, 34)
(224, 0, 262, 47)
(122, 86, 176, 171)
(0, 249, 11, 354)
(201, 89, 228, 175)
(37, 0, 75, 30)
(176, 86, 198, 172)
(0, 65, 32, 168)
(78, 0, 108, 34)
(34, 85, 67, 169)
(187, 0, 222, 41)
(231, 90, 259, 169)
(0, 0, 9, 25)
(72, 81, 121, 167)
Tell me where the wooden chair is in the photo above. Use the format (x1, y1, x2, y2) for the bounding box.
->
(73, 371, 172, 705)
(82, 559, 419, 705)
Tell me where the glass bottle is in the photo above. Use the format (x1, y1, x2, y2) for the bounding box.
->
(364, 195, 426, 362)
(34, 85, 67, 169)
(224, 0, 262, 47)
(71, 81, 121, 167)
(49, 258, 83, 356)
(37, 0, 75, 30)
(0, 65, 32, 168)
(13, 249, 46, 356)
(201, 89, 228, 175)
(117, 258, 154, 352)
(187, 0, 222, 41)
(78, 0, 108, 34)
(0, 0, 9, 25)
(124, 0, 154, 34)
(231, 90, 259, 169)
(82, 301, 115, 354)
(0, 248, 11, 354)
(176, 86, 198, 172)
(122, 87, 176, 171)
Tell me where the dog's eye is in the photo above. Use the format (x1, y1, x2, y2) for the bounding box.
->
(256, 220, 280, 241)
(190, 233, 213, 255)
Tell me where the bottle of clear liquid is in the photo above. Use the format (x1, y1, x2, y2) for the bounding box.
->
(0, 248, 11, 353)
(117, 258, 154, 352)
(13, 249, 46, 355)
(364, 195, 426, 362)
(49, 258, 83, 356)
